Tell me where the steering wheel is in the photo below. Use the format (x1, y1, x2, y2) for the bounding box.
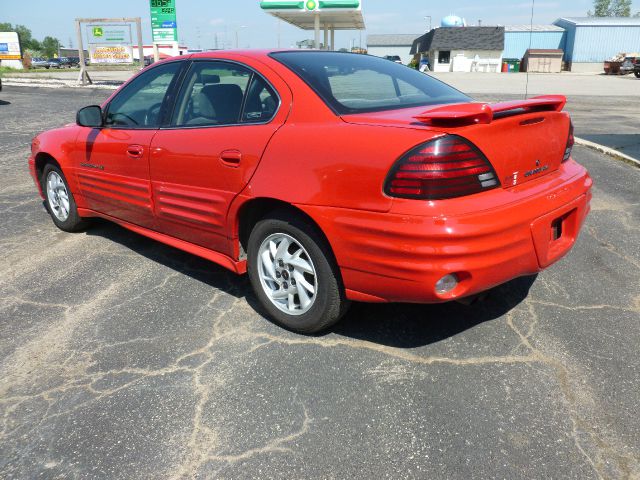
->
(144, 102, 163, 126)
(109, 112, 138, 126)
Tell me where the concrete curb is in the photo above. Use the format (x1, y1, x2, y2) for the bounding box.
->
(575, 137, 640, 168)
(2, 78, 121, 90)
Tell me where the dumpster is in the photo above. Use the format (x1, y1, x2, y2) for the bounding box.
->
(503, 58, 521, 73)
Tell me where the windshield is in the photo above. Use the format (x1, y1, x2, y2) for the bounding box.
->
(271, 51, 471, 115)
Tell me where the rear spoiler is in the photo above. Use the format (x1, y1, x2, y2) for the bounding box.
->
(414, 95, 567, 127)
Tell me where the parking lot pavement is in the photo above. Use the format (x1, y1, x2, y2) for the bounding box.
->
(0, 86, 639, 479)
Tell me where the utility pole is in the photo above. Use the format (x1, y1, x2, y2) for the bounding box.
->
(277, 19, 281, 48)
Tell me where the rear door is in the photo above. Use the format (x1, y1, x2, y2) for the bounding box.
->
(75, 61, 184, 228)
(149, 60, 287, 256)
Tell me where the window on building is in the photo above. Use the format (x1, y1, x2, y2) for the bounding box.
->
(438, 51, 451, 64)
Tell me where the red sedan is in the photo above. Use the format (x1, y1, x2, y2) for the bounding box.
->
(28, 50, 592, 333)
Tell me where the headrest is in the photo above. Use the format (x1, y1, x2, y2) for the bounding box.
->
(201, 73, 220, 84)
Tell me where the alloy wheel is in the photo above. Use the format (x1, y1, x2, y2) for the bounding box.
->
(257, 233, 317, 315)
(46, 171, 70, 221)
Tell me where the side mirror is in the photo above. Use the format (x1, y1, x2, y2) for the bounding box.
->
(76, 105, 103, 127)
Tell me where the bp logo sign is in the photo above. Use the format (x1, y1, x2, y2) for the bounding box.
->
(305, 0, 317, 10)
(92, 27, 103, 37)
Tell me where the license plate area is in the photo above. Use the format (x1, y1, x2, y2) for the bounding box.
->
(530, 195, 586, 268)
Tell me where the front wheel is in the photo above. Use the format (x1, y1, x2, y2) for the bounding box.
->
(42, 164, 88, 232)
(635, 71, 640, 78)
(247, 210, 350, 334)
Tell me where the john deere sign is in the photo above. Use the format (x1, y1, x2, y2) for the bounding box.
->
(86, 24, 132, 45)
(150, 0, 178, 42)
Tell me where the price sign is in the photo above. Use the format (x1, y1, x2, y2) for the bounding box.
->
(150, 0, 178, 42)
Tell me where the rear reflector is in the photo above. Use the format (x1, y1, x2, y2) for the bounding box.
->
(384, 135, 500, 200)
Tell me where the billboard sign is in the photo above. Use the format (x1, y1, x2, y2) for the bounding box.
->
(150, 0, 178, 42)
(89, 45, 134, 64)
(86, 24, 132, 45)
(0, 31, 22, 60)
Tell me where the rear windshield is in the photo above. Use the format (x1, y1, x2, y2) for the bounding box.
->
(271, 51, 470, 115)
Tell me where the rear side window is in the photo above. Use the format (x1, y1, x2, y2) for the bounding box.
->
(271, 51, 470, 114)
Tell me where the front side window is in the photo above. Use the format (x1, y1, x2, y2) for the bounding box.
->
(105, 61, 182, 128)
(271, 51, 469, 115)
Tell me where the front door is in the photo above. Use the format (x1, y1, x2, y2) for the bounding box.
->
(75, 61, 183, 228)
(149, 60, 286, 256)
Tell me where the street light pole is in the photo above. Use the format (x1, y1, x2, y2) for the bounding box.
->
(235, 25, 247, 49)
(424, 16, 432, 31)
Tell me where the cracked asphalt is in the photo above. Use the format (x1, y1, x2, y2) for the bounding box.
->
(1, 86, 639, 479)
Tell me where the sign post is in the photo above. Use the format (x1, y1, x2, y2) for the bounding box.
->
(75, 17, 144, 86)
(150, 0, 178, 62)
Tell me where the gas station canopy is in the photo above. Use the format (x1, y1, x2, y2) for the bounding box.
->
(261, 0, 364, 30)
(260, 0, 365, 49)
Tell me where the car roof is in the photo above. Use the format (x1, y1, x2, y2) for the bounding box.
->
(187, 49, 357, 61)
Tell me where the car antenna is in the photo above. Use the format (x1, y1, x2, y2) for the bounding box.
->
(525, 0, 535, 99)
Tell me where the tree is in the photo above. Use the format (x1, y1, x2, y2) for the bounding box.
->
(611, 0, 632, 16)
(41, 36, 60, 57)
(589, 0, 633, 16)
(589, 0, 611, 16)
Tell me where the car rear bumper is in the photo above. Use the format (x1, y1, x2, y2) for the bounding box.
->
(299, 160, 592, 303)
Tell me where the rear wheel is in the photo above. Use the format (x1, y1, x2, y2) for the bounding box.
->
(635, 70, 640, 78)
(247, 210, 350, 333)
(42, 164, 87, 232)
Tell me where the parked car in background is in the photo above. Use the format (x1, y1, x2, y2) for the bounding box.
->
(383, 55, 403, 63)
(28, 51, 592, 333)
(31, 57, 50, 69)
(59, 57, 79, 68)
(47, 58, 64, 69)
(144, 55, 155, 67)
(634, 59, 640, 78)
(620, 57, 636, 75)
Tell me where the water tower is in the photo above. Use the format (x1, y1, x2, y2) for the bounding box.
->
(441, 15, 466, 27)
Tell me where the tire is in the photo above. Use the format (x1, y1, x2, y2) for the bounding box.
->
(247, 210, 350, 334)
(635, 71, 640, 78)
(41, 164, 88, 232)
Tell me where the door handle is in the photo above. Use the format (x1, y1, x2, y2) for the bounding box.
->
(220, 149, 242, 167)
(127, 144, 144, 159)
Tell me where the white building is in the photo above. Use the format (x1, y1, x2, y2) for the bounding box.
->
(367, 34, 421, 65)
(410, 26, 505, 73)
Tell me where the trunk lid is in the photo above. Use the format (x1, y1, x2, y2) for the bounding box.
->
(341, 96, 572, 189)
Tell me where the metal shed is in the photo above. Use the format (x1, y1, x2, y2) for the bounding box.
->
(503, 25, 566, 60)
(521, 49, 564, 73)
(553, 17, 640, 72)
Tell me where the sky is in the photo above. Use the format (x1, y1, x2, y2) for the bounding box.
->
(3, 0, 638, 51)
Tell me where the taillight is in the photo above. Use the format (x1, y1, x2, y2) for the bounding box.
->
(384, 135, 500, 200)
(563, 121, 574, 162)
